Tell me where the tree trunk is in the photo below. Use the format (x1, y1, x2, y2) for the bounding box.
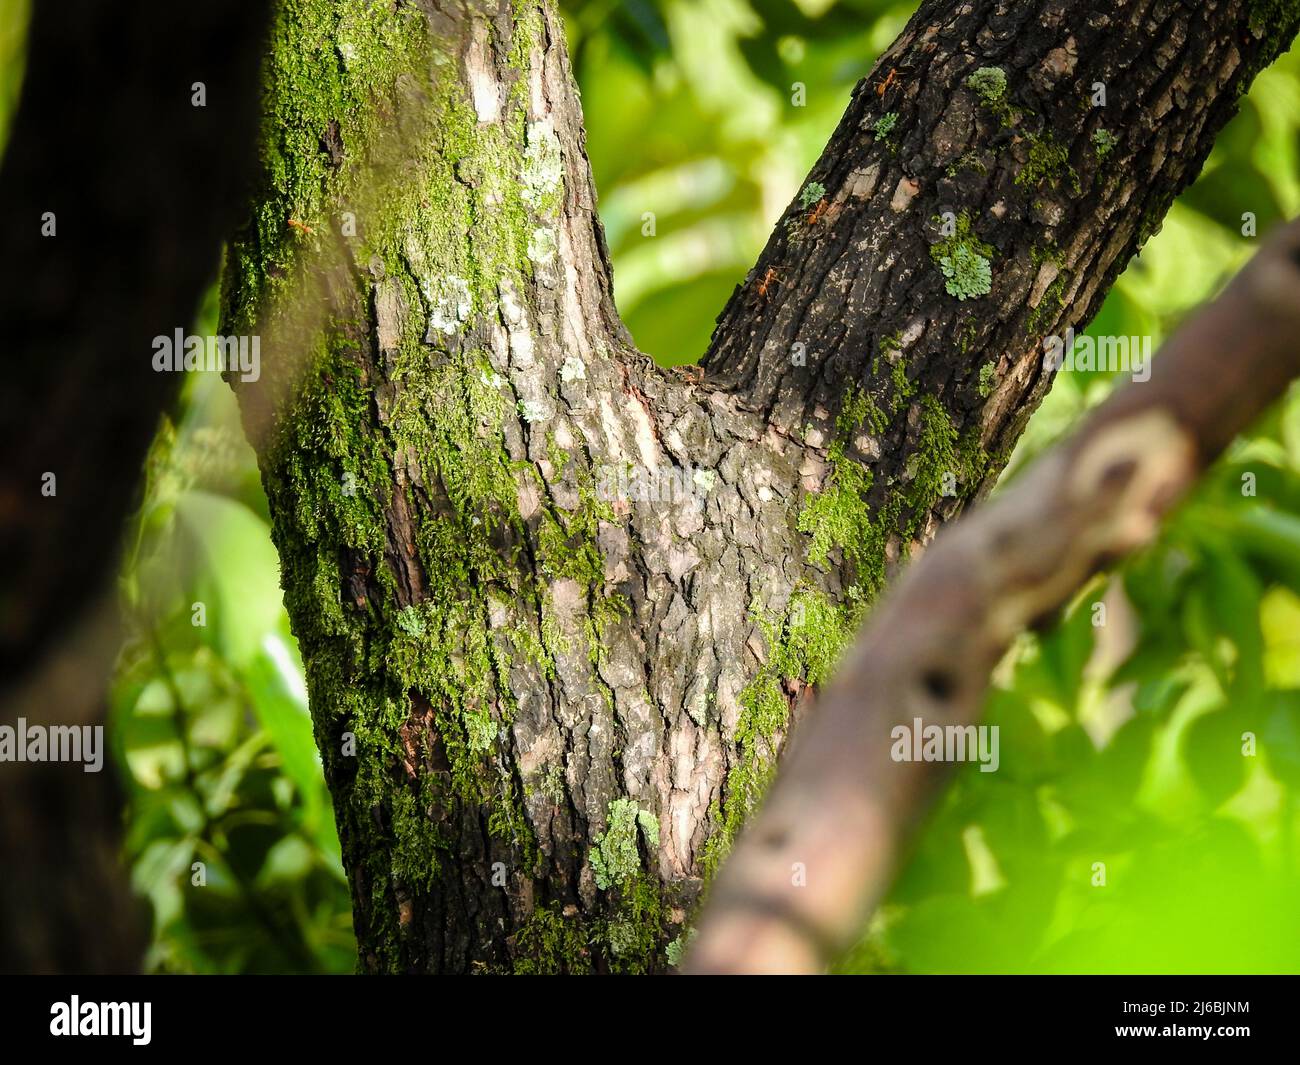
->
(224, 0, 1298, 972)
(0, 0, 268, 974)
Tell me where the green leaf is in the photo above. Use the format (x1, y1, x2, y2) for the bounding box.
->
(245, 642, 326, 830)
(175, 489, 284, 667)
(1183, 705, 1250, 806)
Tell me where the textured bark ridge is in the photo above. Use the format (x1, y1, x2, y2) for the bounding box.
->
(224, 0, 1298, 972)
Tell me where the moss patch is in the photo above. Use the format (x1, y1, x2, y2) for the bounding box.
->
(1017, 132, 1080, 193)
(1092, 128, 1118, 159)
(701, 587, 857, 875)
(590, 798, 659, 890)
(1249, 0, 1300, 36)
(512, 904, 593, 975)
(978, 362, 998, 398)
(797, 386, 880, 573)
(966, 66, 1007, 105)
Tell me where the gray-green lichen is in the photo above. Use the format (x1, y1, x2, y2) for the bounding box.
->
(798, 181, 827, 209)
(666, 928, 697, 967)
(521, 118, 564, 212)
(931, 212, 995, 300)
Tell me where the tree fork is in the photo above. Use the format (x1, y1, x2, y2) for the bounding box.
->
(224, 0, 1299, 972)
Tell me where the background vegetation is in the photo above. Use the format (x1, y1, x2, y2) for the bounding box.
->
(4, 0, 1298, 971)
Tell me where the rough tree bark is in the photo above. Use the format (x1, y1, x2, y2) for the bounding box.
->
(223, 0, 1299, 972)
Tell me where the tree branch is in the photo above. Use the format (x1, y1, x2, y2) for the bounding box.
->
(685, 216, 1300, 975)
(702, 0, 1297, 527)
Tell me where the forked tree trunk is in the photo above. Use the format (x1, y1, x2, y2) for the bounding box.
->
(223, 0, 1298, 972)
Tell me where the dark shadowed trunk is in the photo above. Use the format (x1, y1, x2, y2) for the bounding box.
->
(0, 0, 268, 974)
(222, 0, 1298, 972)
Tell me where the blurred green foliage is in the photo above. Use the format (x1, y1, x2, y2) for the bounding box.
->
(111, 287, 354, 973)
(565, 0, 915, 362)
(845, 430, 1300, 970)
(0, 0, 1284, 971)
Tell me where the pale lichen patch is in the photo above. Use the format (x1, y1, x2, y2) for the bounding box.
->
(423, 275, 472, 337)
(519, 398, 552, 423)
(527, 226, 558, 265)
(692, 469, 717, 494)
(522, 118, 564, 212)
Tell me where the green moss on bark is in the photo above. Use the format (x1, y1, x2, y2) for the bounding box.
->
(701, 587, 857, 876)
(1016, 132, 1080, 193)
(798, 387, 878, 574)
(222, 0, 597, 971)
